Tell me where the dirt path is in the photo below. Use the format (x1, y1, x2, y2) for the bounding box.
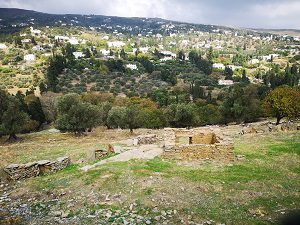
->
(81, 144, 163, 171)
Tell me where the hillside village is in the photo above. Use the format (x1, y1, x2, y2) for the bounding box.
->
(0, 14, 300, 96)
(0, 7, 300, 225)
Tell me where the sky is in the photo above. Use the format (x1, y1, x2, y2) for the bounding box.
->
(1, 0, 300, 29)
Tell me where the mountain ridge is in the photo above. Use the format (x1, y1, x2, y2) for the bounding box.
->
(0, 8, 299, 36)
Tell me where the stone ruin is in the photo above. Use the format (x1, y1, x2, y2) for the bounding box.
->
(2, 156, 70, 180)
(132, 134, 159, 146)
(240, 121, 300, 135)
(162, 128, 234, 162)
(94, 144, 115, 160)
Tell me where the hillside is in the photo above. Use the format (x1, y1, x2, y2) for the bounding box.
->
(0, 8, 234, 35)
(0, 123, 299, 224)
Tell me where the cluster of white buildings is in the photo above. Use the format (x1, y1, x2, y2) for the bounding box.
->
(73, 52, 85, 59)
(30, 27, 41, 36)
(107, 41, 125, 48)
(0, 43, 7, 49)
(126, 64, 137, 70)
(24, 54, 36, 62)
(54, 36, 86, 45)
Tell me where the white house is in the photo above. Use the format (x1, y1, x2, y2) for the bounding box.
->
(126, 64, 137, 70)
(73, 52, 84, 59)
(21, 39, 31, 44)
(140, 47, 149, 54)
(32, 45, 43, 51)
(0, 43, 7, 49)
(69, 37, 79, 45)
(55, 35, 69, 41)
(107, 41, 125, 48)
(218, 80, 234, 86)
(248, 59, 260, 65)
(102, 35, 109, 40)
(43, 53, 52, 57)
(24, 54, 36, 62)
(160, 56, 174, 62)
(228, 65, 243, 71)
(160, 51, 176, 58)
(30, 27, 41, 35)
(259, 54, 279, 61)
(213, 63, 225, 70)
(100, 49, 110, 56)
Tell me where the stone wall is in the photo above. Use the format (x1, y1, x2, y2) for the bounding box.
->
(163, 128, 234, 162)
(163, 144, 234, 162)
(240, 121, 300, 134)
(3, 156, 70, 180)
(133, 134, 159, 146)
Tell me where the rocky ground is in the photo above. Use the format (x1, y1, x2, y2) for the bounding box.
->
(0, 180, 222, 225)
(0, 121, 299, 224)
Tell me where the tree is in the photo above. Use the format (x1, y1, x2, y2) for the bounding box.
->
(224, 67, 233, 80)
(263, 86, 300, 124)
(107, 106, 127, 129)
(100, 101, 113, 129)
(188, 50, 198, 64)
(195, 58, 212, 75)
(207, 47, 213, 62)
(197, 104, 222, 125)
(191, 80, 205, 99)
(165, 103, 196, 127)
(24, 94, 46, 126)
(55, 93, 102, 134)
(221, 84, 262, 123)
(83, 48, 91, 58)
(137, 108, 166, 129)
(160, 69, 177, 85)
(14, 36, 22, 47)
(39, 92, 61, 123)
(177, 50, 185, 60)
(46, 55, 65, 92)
(0, 92, 29, 141)
(241, 70, 250, 84)
(62, 43, 75, 65)
(120, 48, 127, 59)
(125, 104, 140, 133)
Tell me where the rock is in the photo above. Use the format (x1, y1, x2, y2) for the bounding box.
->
(161, 210, 167, 216)
(52, 211, 62, 217)
(146, 220, 151, 224)
(236, 155, 245, 160)
(154, 216, 160, 221)
(87, 215, 96, 218)
(61, 211, 70, 218)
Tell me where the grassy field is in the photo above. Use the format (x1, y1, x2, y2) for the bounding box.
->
(0, 129, 299, 224)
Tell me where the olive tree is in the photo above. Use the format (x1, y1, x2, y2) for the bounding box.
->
(55, 93, 102, 134)
(0, 90, 29, 141)
(263, 86, 300, 124)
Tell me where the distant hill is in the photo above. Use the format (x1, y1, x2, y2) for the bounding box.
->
(1, 8, 296, 36)
(253, 28, 300, 37)
(0, 8, 234, 35)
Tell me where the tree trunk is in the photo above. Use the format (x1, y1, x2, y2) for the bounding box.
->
(276, 117, 282, 125)
(130, 127, 133, 134)
(6, 133, 19, 142)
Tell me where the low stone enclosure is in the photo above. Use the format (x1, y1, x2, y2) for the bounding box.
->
(132, 134, 159, 146)
(2, 156, 70, 180)
(162, 128, 235, 162)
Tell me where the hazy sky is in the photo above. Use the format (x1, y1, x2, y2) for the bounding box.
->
(1, 0, 300, 29)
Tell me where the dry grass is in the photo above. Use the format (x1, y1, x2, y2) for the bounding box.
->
(0, 128, 299, 224)
(0, 127, 161, 167)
